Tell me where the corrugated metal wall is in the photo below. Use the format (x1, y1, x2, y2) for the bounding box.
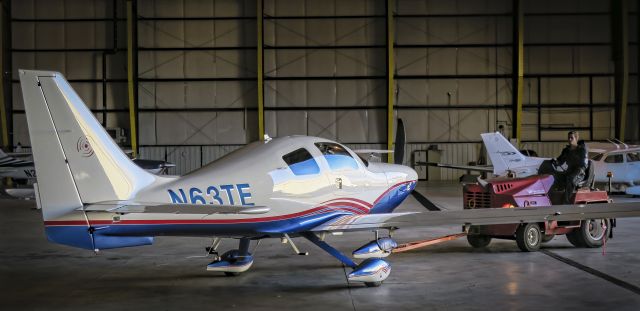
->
(8, 0, 639, 180)
(11, 0, 129, 146)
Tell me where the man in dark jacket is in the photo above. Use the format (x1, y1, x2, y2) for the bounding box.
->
(554, 131, 588, 204)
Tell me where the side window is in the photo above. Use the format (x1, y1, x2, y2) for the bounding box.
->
(626, 152, 640, 162)
(315, 142, 359, 171)
(604, 154, 624, 163)
(282, 148, 320, 176)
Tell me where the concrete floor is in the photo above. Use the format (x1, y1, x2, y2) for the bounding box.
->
(1, 182, 640, 310)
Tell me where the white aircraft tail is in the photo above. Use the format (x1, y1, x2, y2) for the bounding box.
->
(19, 70, 156, 220)
(481, 132, 527, 176)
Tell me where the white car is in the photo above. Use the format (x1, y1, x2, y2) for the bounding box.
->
(590, 148, 640, 192)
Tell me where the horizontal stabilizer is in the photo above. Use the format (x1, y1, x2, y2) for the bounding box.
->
(418, 162, 494, 173)
(352, 149, 394, 154)
(80, 202, 270, 215)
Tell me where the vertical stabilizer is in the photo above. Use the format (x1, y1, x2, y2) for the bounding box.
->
(481, 132, 527, 176)
(20, 70, 156, 220)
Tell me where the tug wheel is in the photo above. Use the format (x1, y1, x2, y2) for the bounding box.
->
(467, 235, 492, 248)
(516, 223, 542, 252)
(365, 281, 383, 287)
(566, 219, 609, 248)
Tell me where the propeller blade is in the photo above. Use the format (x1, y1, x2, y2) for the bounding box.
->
(411, 191, 441, 211)
(394, 118, 406, 165)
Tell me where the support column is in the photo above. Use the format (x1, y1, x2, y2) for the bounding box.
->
(257, 0, 265, 140)
(0, 0, 10, 150)
(511, 0, 524, 144)
(612, 0, 629, 141)
(386, 0, 395, 163)
(127, 0, 138, 157)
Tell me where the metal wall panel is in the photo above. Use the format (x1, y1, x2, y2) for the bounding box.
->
(152, 111, 247, 145)
(202, 145, 243, 165)
(403, 142, 482, 180)
(139, 146, 167, 162)
(164, 146, 202, 175)
(8, 0, 632, 164)
(10, 0, 129, 147)
(398, 109, 491, 142)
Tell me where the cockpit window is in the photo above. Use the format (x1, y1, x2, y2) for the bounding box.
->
(282, 148, 320, 175)
(315, 142, 359, 170)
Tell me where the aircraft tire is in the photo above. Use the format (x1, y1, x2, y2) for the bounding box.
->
(516, 223, 542, 252)
(467, 235, 492, 248)
(224, 272, 240, 277)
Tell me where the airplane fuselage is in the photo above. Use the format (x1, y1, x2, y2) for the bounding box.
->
(44, 136, 417, 249)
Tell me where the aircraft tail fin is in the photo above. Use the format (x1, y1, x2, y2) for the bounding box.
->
(480, 132, 527, 175)
(19, 70, 156, 220)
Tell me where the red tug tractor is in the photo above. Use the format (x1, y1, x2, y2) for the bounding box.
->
(464, 160, 613, 252)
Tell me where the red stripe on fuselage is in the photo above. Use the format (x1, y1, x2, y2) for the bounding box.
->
(321, 197, 372, 208)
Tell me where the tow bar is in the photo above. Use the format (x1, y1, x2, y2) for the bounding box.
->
(393, 233, 467, 253)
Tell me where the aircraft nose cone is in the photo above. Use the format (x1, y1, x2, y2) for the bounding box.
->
(383, 164, 418, 186)
(406, 166, 418, 182)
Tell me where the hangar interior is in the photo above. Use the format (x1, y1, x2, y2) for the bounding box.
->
(2, 0, 639, 178)
(2, 1, 640, 309)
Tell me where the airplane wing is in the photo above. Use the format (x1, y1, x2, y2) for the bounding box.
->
(310, 202, 640, 232)
(80, 201, 270, 215)
(418, 161, 494, 173)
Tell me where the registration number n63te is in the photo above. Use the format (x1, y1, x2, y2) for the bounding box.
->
(167, 183, 254, 206)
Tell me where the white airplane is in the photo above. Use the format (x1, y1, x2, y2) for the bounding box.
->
(430, 133, 640, 193)
(18, 70, 640, 287)
(426, 132, 547, 178)
(0, 149, 36, 179)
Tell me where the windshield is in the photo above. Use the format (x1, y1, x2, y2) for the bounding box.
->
(315, 142, 359, 171)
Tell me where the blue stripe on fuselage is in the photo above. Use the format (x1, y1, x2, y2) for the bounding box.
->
(369, 181, 416, 214)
